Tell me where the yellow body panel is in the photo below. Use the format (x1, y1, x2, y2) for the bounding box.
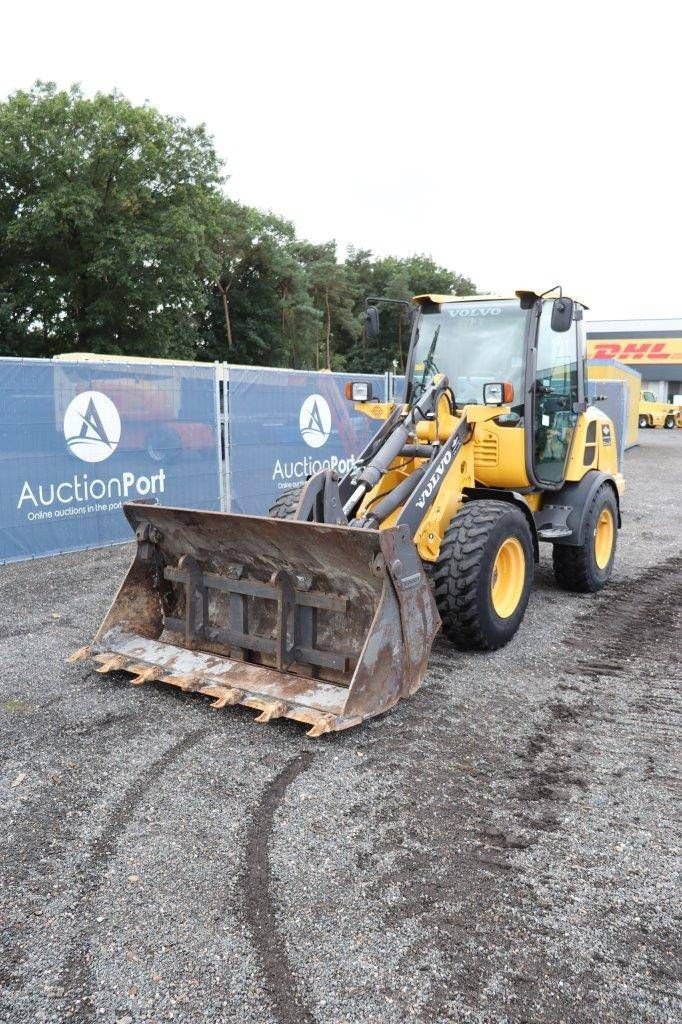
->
(354, 401, 399, 420)
(565, 408, 625, 495)
(471, 420, 531, 490)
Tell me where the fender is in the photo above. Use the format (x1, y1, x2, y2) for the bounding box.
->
(539, 470, 621, 547)
(462, 486, 540, 561)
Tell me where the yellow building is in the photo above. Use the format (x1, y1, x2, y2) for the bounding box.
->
(586, 319, 682, 403)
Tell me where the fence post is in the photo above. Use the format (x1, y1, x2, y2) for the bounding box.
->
(222, 362, 230, 512)
(214, 362, 226, 513)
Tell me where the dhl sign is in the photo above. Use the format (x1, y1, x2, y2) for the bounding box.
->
(586, 337, 682, 363)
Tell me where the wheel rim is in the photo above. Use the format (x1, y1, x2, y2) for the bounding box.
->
(491, 537, 525, 618)
(594, 507, 614, 569)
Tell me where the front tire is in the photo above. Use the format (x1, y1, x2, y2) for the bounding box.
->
(664, 415, 676, 429)
(268, 487, 302, 519)
(433, 501, 534, 651)
(552, 483, 618, 592)
(638, 414, 649, 428)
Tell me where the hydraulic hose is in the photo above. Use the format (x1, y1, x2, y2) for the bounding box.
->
(363, 463, 429, 527)
(342, 376, 448, 518)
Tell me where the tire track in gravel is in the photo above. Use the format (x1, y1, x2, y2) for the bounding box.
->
(1, 712, 148, 1010)
(241, 751, 317, 1024)
(519, 556, 682, 809)
(352, 559, 682, 1021)
(57, 729, 207, 1022)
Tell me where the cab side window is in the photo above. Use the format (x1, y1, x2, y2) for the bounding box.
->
(533, 302, 579, 484)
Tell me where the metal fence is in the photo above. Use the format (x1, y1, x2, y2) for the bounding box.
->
(0, 359, 391, 563)
(224, 366, 385, 514)
(0, 357, 636, 565)
(0, 358, 222, 564)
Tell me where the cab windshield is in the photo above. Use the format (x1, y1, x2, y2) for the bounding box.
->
(410, 299, 527, 410)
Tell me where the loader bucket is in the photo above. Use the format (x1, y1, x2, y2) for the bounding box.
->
(71, 503, 440, 736)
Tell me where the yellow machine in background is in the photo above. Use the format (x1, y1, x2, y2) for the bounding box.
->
(638, 390, 679, 429)
(73, 288, 625, 736)
(586, 359, 641, 447)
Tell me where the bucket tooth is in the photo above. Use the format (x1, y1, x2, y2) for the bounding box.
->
(67, 646, 91, 664)
(205, 687, 243, 710)
(254, 701, 287, 724)
(128, 664, 163, 686)
(95, 654, 128, 674)
(306, 714, 335, 739)
(160, 673, 198, 692)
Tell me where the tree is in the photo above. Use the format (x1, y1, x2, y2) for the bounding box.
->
(200, 200, 322, 367)
(0, 82, 478, 371)
(339, 250, 477, 374)
(0, 82, 223, 358)
(291, 241, 358, 370)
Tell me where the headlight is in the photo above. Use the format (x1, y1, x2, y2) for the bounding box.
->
(345, 381, 373, 402)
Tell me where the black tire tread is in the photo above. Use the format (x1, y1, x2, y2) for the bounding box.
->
(552, 483, 617, 592)
(268, 487, 301, 520)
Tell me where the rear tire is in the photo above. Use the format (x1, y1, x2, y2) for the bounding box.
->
(433, 501, 534, 651)
(664, 415, 676, 429)
(552, 483, 618, 592)
(268, 487, 302, 519)
(638, 414, 649, 428)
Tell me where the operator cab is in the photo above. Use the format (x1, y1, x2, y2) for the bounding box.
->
(369, 290, 587, 490)
(408, 296, 527, 418)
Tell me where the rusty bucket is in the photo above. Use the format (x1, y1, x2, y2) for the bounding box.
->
(70, 502, 440, 736)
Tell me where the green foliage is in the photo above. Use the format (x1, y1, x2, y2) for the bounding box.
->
(0, 82, 477, 371)
(0, 82, 223, 357)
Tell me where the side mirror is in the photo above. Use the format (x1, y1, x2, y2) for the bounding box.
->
(363, 305, 380, 339)
(551, 297, 574, 332)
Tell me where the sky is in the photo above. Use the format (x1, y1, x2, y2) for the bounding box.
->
(1, 0, 680, 321)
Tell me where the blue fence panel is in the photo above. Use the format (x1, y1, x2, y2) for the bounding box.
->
(226, 367, 385, 514)
(0, 358, 221, 564)
(390, 374, 407, 401)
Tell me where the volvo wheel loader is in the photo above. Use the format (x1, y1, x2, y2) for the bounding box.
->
(71, 289, 625, 736)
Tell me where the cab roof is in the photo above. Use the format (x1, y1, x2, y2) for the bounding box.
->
(413, 293, 514, 305)
(413, 291, 588, 309)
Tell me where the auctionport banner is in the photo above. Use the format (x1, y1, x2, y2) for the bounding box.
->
(0, 358, 222, 563)
(226, 367, 385, 514)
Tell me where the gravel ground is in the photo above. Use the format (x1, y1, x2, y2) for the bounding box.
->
(1, 429, 680, 1024)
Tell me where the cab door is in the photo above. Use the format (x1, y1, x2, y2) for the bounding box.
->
(532, 300, 581, 485)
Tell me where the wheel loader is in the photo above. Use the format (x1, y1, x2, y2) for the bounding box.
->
(71, 289, 625, 736)
(637, 389, 678, 430)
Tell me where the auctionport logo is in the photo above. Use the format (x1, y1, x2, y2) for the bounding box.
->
(16, 388, 166, 519)
(299, 394, 332, 448)
(63, 390, 121, 463)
